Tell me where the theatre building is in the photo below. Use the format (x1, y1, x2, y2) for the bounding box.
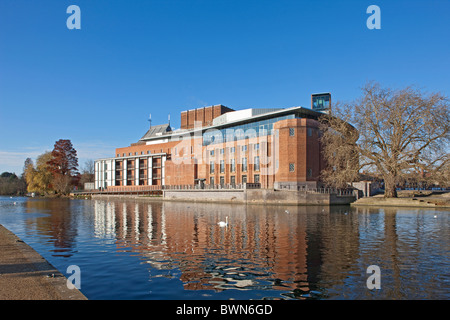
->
(94, 96, 331, 191)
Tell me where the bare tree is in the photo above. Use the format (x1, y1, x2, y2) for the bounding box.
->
(52, 173, 73, 195)
(81, 159, 95, 176)
(78, 159, 95, 189)
(320, 82, 450, 198)
(319, 102, 360, 189)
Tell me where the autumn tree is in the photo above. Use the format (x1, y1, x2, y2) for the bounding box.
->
(22, 158, 33, 179)
(25, 152, 54, 194)
(47, 139, 79, 194)
(319, 82, 450, 198)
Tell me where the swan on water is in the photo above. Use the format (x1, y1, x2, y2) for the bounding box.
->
(218, 216, 228, 227)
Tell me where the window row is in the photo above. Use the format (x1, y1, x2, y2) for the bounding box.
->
(210, 174, 260, 185)
(117, 149, 167, 157)
(203, 114, 297, 146)
(209, 156, 260, 174)
(209, 143, 260, 156)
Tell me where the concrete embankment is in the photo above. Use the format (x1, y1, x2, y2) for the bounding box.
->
(0, 224, 87, 300)
(164, 189, 356, 205)
(91, 189, 356, 205)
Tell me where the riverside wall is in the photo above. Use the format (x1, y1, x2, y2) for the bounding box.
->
(162, 189, 355, 205)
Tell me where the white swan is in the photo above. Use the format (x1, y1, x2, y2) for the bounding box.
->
(218, 216, 228, 227)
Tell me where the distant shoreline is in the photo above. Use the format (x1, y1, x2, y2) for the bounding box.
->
(6, 191, 450, 209)
(352, 191, 450, 208)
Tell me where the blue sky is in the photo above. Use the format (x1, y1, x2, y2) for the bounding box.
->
(1, 0, 449, 174)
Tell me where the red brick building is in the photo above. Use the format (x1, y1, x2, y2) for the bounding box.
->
(95, 103, 328, 190)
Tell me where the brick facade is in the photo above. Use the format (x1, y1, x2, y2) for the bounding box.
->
(95, 105, 327, 190)
(181, 105, 234, 129)
(273, 118, 324, 189)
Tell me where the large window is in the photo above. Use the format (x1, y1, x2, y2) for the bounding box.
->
(254, 156, 260, 171)
(220, 160, 225, 173)
(242, 158, 248, 172)
(210, 161, 214, 174)
(312, 93, 331, 111)
(203, 114, 297, 146)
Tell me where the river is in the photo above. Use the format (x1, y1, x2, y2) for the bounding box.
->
(0, 196, 448, 300)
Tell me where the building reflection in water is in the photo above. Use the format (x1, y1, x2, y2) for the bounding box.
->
(20, 198, 448, 299)
(92, 199, 317, 295)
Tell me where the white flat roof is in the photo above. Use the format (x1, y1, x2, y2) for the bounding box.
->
(140, 106, 322, 142)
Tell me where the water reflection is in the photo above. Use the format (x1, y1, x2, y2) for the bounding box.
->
(23, 198, 80, 258)
(9, 197, 449, 299)
(90, 199, 448, 299)
(92, 200, 314, 296)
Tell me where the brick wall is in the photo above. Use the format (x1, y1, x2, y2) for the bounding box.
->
(108, 115, 325, 190)
(180, 105, 234, 129)
(273, 118, 322, 188)
(165, 160, 197, 185)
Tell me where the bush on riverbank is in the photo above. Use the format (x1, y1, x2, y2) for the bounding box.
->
(0, 172, 27, 196)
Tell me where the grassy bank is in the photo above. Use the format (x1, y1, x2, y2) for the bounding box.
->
(352, 191, 450, 208)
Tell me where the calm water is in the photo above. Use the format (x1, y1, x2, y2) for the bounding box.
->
(0, 196, 448, 300)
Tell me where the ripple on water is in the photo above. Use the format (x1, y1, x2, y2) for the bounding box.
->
(0, 197, 449, 300)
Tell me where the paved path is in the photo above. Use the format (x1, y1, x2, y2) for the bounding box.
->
(0, 224, 87, 300)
